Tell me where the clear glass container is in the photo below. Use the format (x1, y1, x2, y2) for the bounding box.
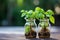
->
(38, 19, 50, 38)
(24, 18, 37, 38)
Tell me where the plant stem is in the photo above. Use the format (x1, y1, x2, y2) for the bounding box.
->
(30, 22, 32, 36)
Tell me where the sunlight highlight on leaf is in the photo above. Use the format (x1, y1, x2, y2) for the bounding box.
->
(49, 16, 55, 24)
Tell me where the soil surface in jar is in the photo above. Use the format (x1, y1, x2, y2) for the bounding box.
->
(38, 28, 50, 38)
(25, 29, 36, 39)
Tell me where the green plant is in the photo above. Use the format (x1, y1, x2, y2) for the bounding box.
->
(35, 7, 55, 24)
(21, 10, 36, 19)
(21, 10, 36, 33)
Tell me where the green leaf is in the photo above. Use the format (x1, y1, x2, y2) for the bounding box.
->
(21, 10, 24, 13)
(45, 10, 54, 17)
(45, 12, 51, 17)
(49, 16, 55, 24)
(35, 7, 41, 11)
(26, 15, 29, 18)
(21, 13, 26, 17)
(47, 10, 54, 15)
(28, 10, 33, 14)
(31, 12, 35, 18)
(39, 13, 45, 19)
(40, 9, 45, 13)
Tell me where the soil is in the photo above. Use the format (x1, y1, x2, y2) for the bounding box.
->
(38, 28, 50, 38)
(25, 29, 36, 39)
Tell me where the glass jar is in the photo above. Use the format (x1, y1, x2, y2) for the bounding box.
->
(24, 18, 37, 39)
(38, 19, 50, 38)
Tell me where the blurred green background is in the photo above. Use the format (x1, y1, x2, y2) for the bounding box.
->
(0, 0, 60, 26)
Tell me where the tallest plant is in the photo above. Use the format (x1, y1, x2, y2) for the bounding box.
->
(35, 7, 55, 38)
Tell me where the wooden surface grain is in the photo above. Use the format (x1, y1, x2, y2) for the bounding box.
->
(0, 33, 60, 40)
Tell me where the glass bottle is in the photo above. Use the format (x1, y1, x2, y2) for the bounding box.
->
(25, 18, 37, 39)
(38, 19, 50, 38)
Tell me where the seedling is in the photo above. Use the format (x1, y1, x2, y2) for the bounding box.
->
(35, 7, 55, 27)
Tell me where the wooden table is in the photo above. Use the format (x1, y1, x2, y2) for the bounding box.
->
(0, 26, 60, 40)
(0, 33, 60, 40)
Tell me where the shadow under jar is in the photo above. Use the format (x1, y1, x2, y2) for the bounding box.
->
(25, 19, 37, 39)
(38, 19, 50, 38)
